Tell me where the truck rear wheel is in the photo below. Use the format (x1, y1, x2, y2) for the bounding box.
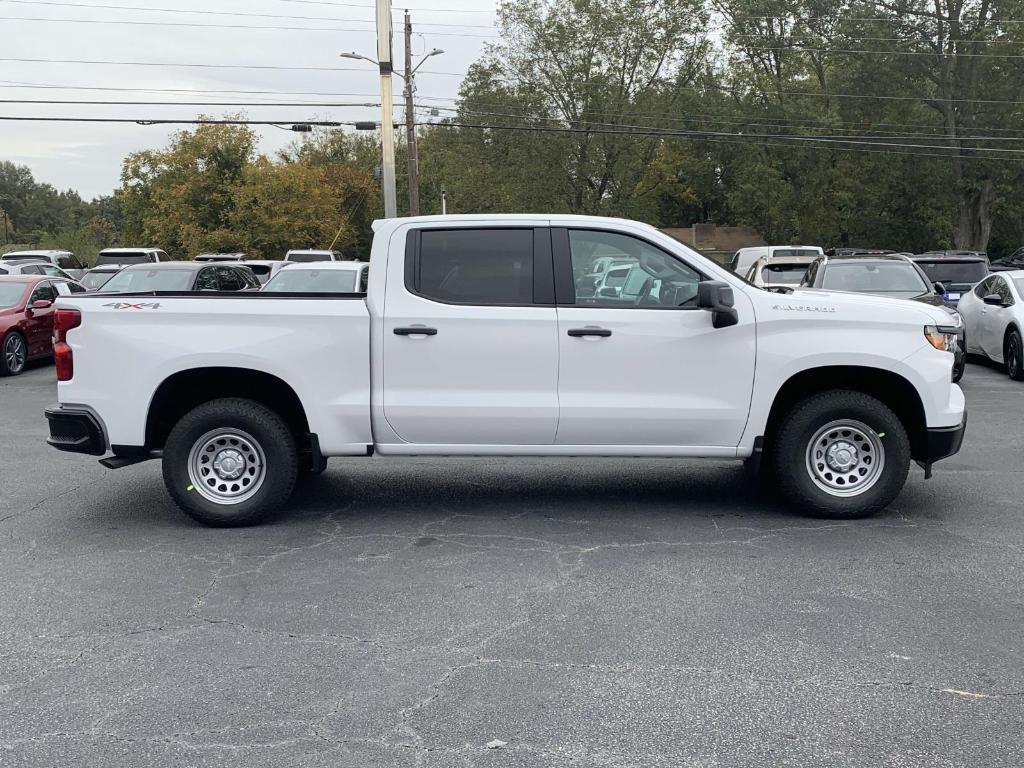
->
(772, 390, 910, 519)
(162, 398, 298, 527)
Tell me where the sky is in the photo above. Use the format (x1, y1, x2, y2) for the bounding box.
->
(0, 0, 495, 199)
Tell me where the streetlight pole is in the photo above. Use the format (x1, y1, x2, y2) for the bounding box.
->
(342, 24, 442, 219)
(375, 0, 397, 218)
(403, 10, 420, 216)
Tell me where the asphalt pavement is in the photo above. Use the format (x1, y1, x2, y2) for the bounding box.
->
(1, 359, 1022, 767)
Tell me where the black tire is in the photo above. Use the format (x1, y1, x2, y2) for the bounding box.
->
(162, 398, 298, 527)
(1, 331, 27, 376)
(1005, 329, 1024, 381)
(771, 390, 910, 519)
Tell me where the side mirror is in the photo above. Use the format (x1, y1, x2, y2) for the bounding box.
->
(697, 280, 739, 328)
(933, 282, 946, 295)
(29, 299, 53, 311)
(983, 293, 1004, 307)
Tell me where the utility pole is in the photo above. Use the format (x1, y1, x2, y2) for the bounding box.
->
(403, 10, 420, 217)
(376, 0, 397, 218)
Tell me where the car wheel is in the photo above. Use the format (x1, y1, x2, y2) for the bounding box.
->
(1005, 329, 1024, 381)
(772, 390, 910, 519)
(162, 398, 298, 527)
(1, 331, 27, 376)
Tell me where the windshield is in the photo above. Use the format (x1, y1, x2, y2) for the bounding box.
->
(95, 252, 152, 266)
(0, 283, 26, 308)
(820, 261, 930, 298)
(287, 252, 333, 263)
(761, 264, 810, 285)
(100, 268, 194, 292)
(262, 268, 358, 293)
(916, 261, 987, 286)
(80, 271, 117, 290)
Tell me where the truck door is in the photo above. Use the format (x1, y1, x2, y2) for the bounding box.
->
(552, 227, 756, 448)
(381, 226, 559, 445)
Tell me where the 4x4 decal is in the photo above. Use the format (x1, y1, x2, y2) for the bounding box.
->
(103, 302, 161, 310)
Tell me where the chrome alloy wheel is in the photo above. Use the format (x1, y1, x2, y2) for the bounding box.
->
(805, 420, 885, 498)
(4, 334, 25, 374)
(187, 428, 266, 505)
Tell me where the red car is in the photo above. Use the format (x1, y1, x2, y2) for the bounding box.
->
(0, 275, 86, 376)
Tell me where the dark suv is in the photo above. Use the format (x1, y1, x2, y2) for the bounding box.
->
(911, 252, 988, 304)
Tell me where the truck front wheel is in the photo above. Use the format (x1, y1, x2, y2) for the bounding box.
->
(162, 398, 298, 527)
(772, 390, 910, 519)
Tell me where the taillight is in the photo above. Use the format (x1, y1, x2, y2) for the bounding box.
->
(53, 308, 81, 382)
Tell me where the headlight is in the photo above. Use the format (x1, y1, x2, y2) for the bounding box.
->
(925, 324, 959, 352)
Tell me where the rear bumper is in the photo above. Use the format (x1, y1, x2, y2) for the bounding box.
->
(44, 406, 107, 456)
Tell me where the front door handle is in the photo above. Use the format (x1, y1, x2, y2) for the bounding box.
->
(394, 326, 438, 336)
(567, 327, 612, 338)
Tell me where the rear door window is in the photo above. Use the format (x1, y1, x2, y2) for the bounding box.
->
(411, 228, 535, 305)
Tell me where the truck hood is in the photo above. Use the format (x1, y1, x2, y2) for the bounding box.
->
(786, 287, 953, 325)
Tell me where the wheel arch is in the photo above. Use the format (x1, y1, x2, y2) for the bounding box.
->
(145, 367, 310, 450)
(764, 366, 928, 461)
(1002, 322, 1021, 355)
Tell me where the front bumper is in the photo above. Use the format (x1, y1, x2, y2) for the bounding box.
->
(44, 406, 106, 456)
(925, 414, 967, 463)
(916, 411, 967, 479)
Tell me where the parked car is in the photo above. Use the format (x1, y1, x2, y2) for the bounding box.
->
(1, 250, 87, 279)
(801, 253, 965, 381)
(45, 215, 965, 527)
(990, 247, 1024, 272)
(730, 245, 823, 276)
(94, 247, 171, 267)
(911, 252, 989, 304)
(97, 262, 260, 293)
(958, 271, 1024, 379)
(0, 275, 86, 376)
(0, 260, 78, 281)
(261, 261, 367, 293)
(284, 249, 342, 263)
(744, 254, 816, 289)
(79, 265, 126, 292)
(195, 252, 247, 262)
(242, 260, 291, 285)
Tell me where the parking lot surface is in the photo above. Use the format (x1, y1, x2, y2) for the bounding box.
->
(2, 361, 1022, 767)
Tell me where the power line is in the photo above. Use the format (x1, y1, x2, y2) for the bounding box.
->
(0, 56, 467, 76)
(421, 120, 1024, 157)
(740, 45, 1024, 58)
(0, 14, 497, 38)
(734, 33, 1023, 45)
(279, 0, 495, 12)
(732, 14, 1024, 24)
(0, 0, 497, 29)
(422, 120, 1020, 161)
(438, 105, 1024, 142)
(0, 116, 357, 126)
(0, 98, 382, 107)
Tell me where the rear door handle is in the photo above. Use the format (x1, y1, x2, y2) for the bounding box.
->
(567, 327, 612, 338)
(393, 326, 437, 336)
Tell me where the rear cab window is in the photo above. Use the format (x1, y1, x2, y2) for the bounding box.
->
(407, 228, 538, 305)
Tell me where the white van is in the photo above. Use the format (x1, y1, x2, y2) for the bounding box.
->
(730, 245, 824, 276)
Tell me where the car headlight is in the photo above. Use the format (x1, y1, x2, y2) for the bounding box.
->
(925, 324, 959, 352)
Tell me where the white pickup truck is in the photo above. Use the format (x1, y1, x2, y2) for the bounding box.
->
(45, 215, 966, 526)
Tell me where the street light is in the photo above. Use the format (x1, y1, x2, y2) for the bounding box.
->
(340, 38, 445, 217)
